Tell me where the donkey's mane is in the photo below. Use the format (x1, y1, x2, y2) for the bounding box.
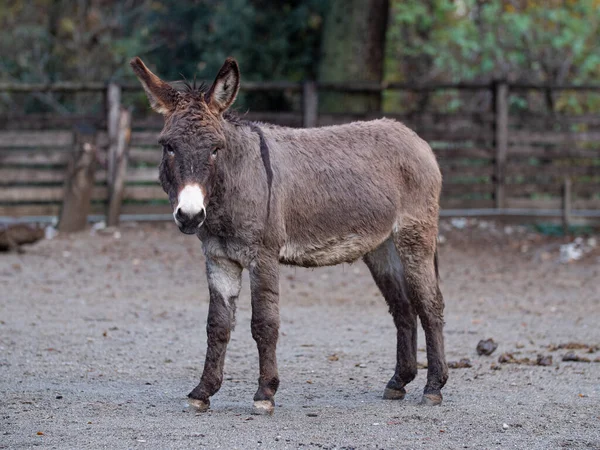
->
(172, 78, 243, 125)
(177, 75, 209, 95)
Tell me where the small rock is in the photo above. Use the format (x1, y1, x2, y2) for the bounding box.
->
(476, 338, 498, 356)
(502, 423, 509, 430)
(44, 226, 58, 240)
(536, 355, 553, 366)
(450, 218, 467, 229)
(306, 413, 318, 417)
(55, 395, 63, 399)
(90, 221, 106, 235)
(559, 242, 583, 263)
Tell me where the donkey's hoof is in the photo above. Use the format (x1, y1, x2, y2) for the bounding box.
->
(252, 400, 274, 415)
(420, 393, 443, 406)
(383, 386, 406, 400)
(188, 398, 210, 412)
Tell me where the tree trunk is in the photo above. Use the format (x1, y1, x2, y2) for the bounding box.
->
(318, 0, 389, 114)
(58, 126, 97, 232)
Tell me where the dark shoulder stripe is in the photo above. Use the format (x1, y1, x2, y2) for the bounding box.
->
(247, 123, 273, 218)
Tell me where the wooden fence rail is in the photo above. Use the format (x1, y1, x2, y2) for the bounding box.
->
(1, 80, 599, 226)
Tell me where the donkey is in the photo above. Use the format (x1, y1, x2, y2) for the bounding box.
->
(131, 56, 448, 414)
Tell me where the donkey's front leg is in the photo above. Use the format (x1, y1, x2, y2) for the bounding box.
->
(188, 257, 242, 411)
(249, 255, 280, 415)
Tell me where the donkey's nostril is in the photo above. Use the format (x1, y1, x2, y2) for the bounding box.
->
(196, 208, 206, 224)
(175, 207, 186, 223)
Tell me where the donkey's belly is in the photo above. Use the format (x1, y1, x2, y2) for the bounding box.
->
(278, 233, 387, 267)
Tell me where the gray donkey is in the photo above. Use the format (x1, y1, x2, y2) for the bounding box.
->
(131, 57, 448, 414)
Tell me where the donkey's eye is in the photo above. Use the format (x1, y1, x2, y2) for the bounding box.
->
(164, 145, 175, 157)
(211, 148, 219, 159)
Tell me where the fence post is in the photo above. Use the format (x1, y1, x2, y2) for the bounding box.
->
(302, 81, 318, 128)
(106, 108, 132, 227)
(106, 82, 122, 191)
(562, 177, 572, 235)
(58, 125, 97, 232)
(493, 81, 508, 209)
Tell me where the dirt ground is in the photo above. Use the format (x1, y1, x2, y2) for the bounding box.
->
(1, 220, 599, 449)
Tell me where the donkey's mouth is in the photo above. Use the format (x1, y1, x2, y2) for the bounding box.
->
(178, 224, 201, 235)
(174, 212, 205, 234)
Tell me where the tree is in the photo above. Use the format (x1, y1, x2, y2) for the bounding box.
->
(318, 0, 389, 113)
(128, 0, 327, 111)
(386, 0, 600, 112)
(0, 0, 327, 113)
(0, 0, 149, 114)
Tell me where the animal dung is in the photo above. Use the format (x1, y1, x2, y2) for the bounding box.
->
(448, 358, 472, 369)
(562, 352, 591, 363)
(497, 352, 554, 366)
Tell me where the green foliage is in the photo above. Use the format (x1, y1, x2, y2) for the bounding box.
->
(123, 0, 326, 80)
(122, 0, 327, 110)
(0, 0, 326, 113)
(2, 0, 599, 114)
(388, 0, 600, 84)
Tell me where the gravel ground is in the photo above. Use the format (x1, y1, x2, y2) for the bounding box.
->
(1, 220, 599, 449)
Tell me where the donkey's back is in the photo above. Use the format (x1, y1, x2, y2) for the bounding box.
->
(267, 119, 442, 267)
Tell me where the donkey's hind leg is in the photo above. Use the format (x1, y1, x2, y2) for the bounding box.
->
(364, 238, 418, 401)
(392, 220, 448, 406)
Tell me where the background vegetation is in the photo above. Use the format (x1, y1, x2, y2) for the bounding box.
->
(1, 0, 599, 114)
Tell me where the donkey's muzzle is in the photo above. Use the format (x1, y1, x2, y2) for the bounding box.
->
(175, 207, 206, 234)
(174, 184, 206, 234)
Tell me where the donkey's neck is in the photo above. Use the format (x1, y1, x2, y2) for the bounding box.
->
(220, 119, 266, 173)
(203, 120, 270, 238)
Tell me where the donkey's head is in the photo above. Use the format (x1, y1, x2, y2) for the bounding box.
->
(130, 57, 240, 234)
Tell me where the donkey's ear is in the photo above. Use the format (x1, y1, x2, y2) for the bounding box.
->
(130, 57, 179, 115)
(206, 57, 240, 114)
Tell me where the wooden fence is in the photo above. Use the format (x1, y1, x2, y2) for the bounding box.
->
(1, 81, 599, 224)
